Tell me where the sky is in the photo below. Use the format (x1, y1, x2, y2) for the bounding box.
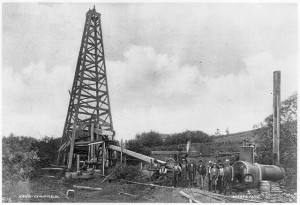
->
(2, 2, 298, 141)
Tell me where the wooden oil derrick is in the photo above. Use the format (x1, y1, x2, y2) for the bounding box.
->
(57, 6, 115, 171)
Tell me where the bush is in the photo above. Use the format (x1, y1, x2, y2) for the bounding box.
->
(2, 134, 40, 181)
(110, 164, 142, 181)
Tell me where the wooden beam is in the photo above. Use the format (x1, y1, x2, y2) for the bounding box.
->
(67, 128, 77, 169)
(91, 123, 95, 160)
(94, 128, 114, 136)
(41, 167, 64, 171)
(120, 138, 123, 164)
(73, 185, 102, 191)
(102, 141, 106, 175)
(77, 155, 80, 172)
(151, 151, 197, 155)
(108, 145, 166, 164)
(88, 141, 103, 146)
(118, 192, 137, 197)
(100, 173, 112, 184)
(179, 191, 201, 203)
(119, 179, 175, 189)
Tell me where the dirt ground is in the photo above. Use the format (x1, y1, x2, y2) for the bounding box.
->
(4, 174, 297, 203)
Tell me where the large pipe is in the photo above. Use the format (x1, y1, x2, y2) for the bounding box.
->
(273, 71, 281, 165)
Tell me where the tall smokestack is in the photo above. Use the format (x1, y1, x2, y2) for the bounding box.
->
(273, 71, 281, 165)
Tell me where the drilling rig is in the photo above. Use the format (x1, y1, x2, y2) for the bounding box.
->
(56, 7, 166, 178)
(57, 6, 116, 174)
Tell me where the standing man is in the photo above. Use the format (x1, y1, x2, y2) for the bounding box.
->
(210, 163, 219, 193)
(223, 159, 234, 195)
(173, 162, 182, 188)
(181, 159, 189, 187)
(218, 164, 224, 194)
(197, 160, 206, 190)
(188, 159, 196, 187)
(206, 161, 213, 191)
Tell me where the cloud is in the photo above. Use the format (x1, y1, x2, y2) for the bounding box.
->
(2, 45, 297, 140)
(2, 62, 74, 137)
(3, 3, 297, 79)
(106, 46, 298, 140)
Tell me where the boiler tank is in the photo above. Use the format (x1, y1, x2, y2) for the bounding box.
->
(232, 161, 285, 188)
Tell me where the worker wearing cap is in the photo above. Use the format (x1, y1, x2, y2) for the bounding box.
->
(173, 162, 182, 187)
(206, 161, 213, 191)
(223, 159, 234, 195)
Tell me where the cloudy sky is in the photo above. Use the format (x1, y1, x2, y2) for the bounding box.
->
(2, 2, 298, 141)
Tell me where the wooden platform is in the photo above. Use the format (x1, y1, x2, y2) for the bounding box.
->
(65, 171, 94, 179)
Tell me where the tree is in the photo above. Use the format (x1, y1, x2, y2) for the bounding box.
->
(137, 131, 163, 148)
(253, 93, 297, 190)
(215, 128, 220, 136)
(225, 128, 229, 135)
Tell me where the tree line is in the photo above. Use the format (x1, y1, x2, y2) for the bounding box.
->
(126, 130, 212, 156)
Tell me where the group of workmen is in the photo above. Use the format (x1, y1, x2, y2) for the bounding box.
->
(154, 158, 234, 195)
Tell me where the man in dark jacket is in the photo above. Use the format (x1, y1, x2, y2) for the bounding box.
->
(223, 159, 234, 195)
(188, 159, 196, 187)
(197, 160, 206, 190)
(180, 159, 189, 187)
(206, 161, 213, 191)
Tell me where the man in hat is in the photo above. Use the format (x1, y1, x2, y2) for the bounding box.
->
(197, 159, 206, 190)
(180, 159, 189, 187)
(152, 159, 161, 181)
(210, 163, 219, 193)
(217, 164, 225, 194)
(206, 161, 213, 191)
(188, 159, 196, 187)
(158, 163, 168, 181)
(173, 161, 182, 187)
(223, 159, 234, 195)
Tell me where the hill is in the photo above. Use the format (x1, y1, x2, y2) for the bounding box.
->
(212, 129, 256, 143)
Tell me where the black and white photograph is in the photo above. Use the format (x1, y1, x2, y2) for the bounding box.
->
(2, 1, 298, 203)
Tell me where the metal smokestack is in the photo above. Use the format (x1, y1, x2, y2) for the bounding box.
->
(273, 71, 281, 165)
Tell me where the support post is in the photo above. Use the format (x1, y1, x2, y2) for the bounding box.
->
(77, 154, 80, 172)
(273, 71, 281, 165)
(121, 138, 123, 164)
(62, 152, 66, 165)
(102, 141, 106, 175)
(91, 123, 95, 161)
(67, 128, 77, 169)
(140, 161, 143, 171)
(150, 159, 152, 181)
(57, 151, 61, 165)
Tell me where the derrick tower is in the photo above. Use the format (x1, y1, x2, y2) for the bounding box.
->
(58, 7, 115, 169)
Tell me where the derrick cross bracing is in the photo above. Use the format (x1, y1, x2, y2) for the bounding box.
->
(57, 6, 115, 170)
